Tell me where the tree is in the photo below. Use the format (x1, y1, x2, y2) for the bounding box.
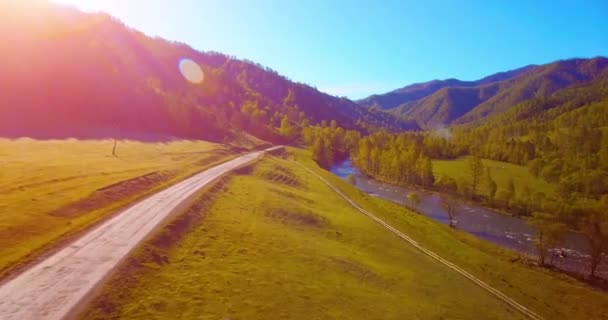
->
(529, 212, 566, 266)
(434, 175, 457, 194)
(467, 156, 484, 197)
(230, 110, 246, 129)
(575, 197, 608, 278)
(441, 197, 460, 228)
(419, 156, 435, 188)
(347, 174, 356, 185)
(407, 192, 421, 207)
(457, 179, 471, 198)
(518, 185, 533, 216)
(279, 115, 293, 139)
(527, 158, 544, 177)
(503, 177, 516, 206)
(311, 138, 325, 167)
(111, 139, 118, 157)
(485, 170, 497, 201)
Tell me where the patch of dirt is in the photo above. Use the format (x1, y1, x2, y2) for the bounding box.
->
(267, 208, 326, 228)
(233, 164, 254, 175)
(261, 165, 302, 187)
(50, 171, 176, 218)
(329, 257, 387, 286)
(270, 188, 313, 205)
(2, 174, 96, 194)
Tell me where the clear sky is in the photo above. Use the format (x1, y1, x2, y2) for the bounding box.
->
(51, 0, 608, 99)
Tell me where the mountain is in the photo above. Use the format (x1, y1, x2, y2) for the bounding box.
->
(358, 65, 535, 110)
(360, 58, 608, 128)
(0, 1, 411, 142)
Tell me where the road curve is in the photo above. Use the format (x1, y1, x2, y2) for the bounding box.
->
(0, 147, 278, 320)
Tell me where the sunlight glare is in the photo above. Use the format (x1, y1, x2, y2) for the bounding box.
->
(178, 58, 204, 84)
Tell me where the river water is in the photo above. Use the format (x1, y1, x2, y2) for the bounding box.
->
(330, 159, 607, 279)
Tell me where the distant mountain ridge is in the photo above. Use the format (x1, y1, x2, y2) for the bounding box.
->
(1, 1, 606, 141)
(358, 65, 536, 110)
(359, 58, 608, 128)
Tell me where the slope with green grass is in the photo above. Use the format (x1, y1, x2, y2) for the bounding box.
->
(432, 156, 556, 198)
(82, 148, 608, 320)
(0, 138, 254, 277)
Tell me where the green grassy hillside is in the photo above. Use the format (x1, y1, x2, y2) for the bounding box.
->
(0, 139, 248, 276)
(82, 148, 608, 320)
(432, 156, 556, 198)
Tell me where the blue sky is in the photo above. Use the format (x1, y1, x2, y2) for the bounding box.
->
(53, 0, 608, 99)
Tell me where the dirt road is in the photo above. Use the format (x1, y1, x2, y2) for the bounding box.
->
(293, 161, 544, 320)
(0, 148, 276, 320)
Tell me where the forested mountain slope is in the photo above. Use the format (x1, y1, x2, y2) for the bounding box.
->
(358, 65, 534, 111)
(450, 72, 608, 195)
(0, 1, 410, 142)
(360, 58, 608, 128)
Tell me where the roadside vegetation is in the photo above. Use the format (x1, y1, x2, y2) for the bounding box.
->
(0, 138, 255, 277)
(303, 117, 608, 279)
(82, 149, 527, 320)
(292, 149, 608, 319)
(82, 148, 608, 320)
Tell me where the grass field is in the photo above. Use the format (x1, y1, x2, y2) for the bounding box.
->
(82, 148, 608, 320)
(432, 156, 556, 198)
(0, 138, 250, 276)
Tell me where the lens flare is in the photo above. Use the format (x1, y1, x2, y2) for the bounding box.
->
(178, 58, 204, 84)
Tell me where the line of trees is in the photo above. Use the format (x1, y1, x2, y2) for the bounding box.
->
(301, 121, 360, 168)
(352, 131, 435, 188)
(301, 114, 608, 277)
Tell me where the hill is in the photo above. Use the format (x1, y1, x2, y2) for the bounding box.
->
(76, 148, 608, 320)
(358, 65, 534, 111)
(359, 58, 608, 128)
(0, 1, 411, 142)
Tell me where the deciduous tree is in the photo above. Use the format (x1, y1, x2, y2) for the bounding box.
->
(441, 197, 460, 228)
(407, 192, 421, 207)
(467, 156, 484, 197)
(529, 212, 565, 266)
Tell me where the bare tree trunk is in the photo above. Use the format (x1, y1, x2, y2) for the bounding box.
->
(538, 231, 545, 266)
(448, 211, 454, 228)
(587, 223, 604, 278)
(590, 246, 602, 278)
(112, 139, 118, 157)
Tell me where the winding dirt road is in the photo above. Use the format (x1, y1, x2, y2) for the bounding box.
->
(292, 161, 544, 320)
(0, 148, 276, 320)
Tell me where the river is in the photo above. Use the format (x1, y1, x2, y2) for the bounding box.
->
(330, 159, 607, 279)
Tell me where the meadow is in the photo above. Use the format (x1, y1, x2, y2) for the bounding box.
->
(82, 148, 608, 320)
(0, 138, 251, 276)
(433, 156, 556, 198)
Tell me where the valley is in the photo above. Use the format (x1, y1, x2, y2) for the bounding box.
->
(0, 1, 607, 319)
(330, 158, 608, 280)
(80, 149, 608, 320)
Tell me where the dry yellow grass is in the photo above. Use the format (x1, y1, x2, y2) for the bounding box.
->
(0, 138, 245, 275)
(82, 149, 608, 320)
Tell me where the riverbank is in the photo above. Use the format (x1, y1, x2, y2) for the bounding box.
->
(330, 158, 608, 283)
(81, 148, 608, 320)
